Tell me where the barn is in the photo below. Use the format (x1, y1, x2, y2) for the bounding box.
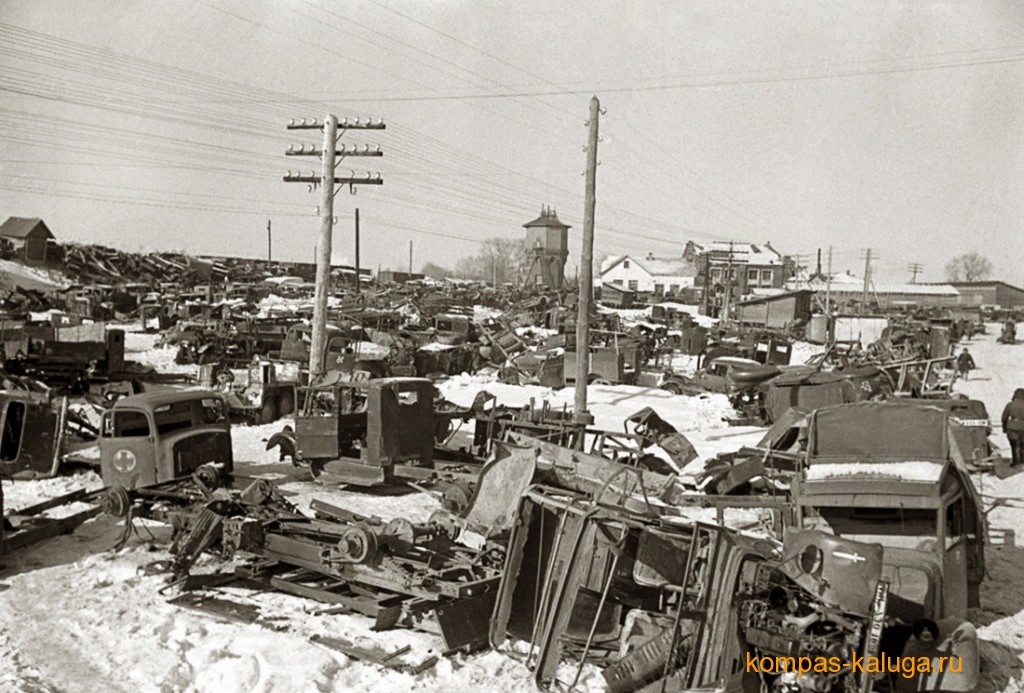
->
(0, 217, 56, 265)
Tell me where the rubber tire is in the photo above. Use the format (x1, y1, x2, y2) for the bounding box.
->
(661, 382, 685, 395)
(259, 397, 278, 424)
(278, 389, 294, 417)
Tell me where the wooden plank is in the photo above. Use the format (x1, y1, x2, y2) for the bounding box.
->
(3, 505, 102, 553)
(310, 634, 437, 674)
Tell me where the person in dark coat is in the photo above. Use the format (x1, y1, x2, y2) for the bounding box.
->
(956, 348, 976, 381)
(1002, 388, 1024, 467)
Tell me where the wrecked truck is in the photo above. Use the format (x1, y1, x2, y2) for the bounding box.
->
(793, 401, 984, 690)
(99, 390, 233, 490)
(490, 485, 891, 692)
(0, 390, 74, 479)
(271, 377, 457, 487)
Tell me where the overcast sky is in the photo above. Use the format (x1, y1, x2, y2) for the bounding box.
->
(1, 0, 1022, 285)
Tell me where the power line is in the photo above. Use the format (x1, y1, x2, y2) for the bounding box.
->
(264, 51, 1024, 102)
(0, 20, 745, 254)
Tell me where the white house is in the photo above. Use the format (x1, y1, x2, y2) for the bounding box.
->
(599, 254, 697, 295)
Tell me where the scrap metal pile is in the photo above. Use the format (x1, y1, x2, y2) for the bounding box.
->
(0, 250, 1001, 690)
(0, 370, 990, 691)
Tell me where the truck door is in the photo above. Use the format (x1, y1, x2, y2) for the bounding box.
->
(100, 408, 157, 488)
(0, 399, 26, 476)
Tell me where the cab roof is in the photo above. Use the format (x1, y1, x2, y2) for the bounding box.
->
(112, 389, 223, 411)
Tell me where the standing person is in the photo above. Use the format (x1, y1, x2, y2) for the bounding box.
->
(956, 347, 976, 381)
(1002, 389, 1024, 467)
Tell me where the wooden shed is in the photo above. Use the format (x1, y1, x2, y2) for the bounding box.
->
(735, 289, 813, 329)
(0, 217, 56, 265)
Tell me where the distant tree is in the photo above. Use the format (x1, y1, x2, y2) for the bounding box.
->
(420, 262, 450, 281)
(945, 253, 993, 282)
(453, 237, 530, 285)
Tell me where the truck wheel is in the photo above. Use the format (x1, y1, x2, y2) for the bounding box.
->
(259, 398, 278, 424)
(661, 381, 685, 395)
(278, 390, 294, 417)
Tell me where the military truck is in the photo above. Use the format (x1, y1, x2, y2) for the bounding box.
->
(99, 390, 233, 489)
(490, 485, 891, 692)
(792, 401, 984, 690)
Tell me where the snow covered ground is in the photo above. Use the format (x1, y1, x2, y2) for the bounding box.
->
(2, 325, 1024, 691)
(121, 327, 201, 378)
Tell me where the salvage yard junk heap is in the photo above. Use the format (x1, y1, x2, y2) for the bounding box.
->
(0, 385, 988, 692)
(0, 325, 994, 690)
(0, 217, 1004, 690)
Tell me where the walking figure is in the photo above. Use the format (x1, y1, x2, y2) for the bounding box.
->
(956, 348, 975, 381)
(1002, 389, 1024, 467)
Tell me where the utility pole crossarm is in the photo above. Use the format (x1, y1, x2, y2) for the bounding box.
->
(287, 117, 386, 130)
(286, 144, 383, 157)
(283, 173, 383, 185)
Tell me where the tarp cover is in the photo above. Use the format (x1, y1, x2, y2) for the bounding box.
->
(809, 402, 947, 460)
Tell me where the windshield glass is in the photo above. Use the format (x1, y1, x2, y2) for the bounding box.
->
(151, 397, 225, 435)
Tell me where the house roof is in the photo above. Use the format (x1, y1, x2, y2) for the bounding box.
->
(600, 254, 696, 278)
(0, 217, 54, 240)
(792, 275, 960, 296)
(688, 240, 784, 266)
(948, 280, 1024, 294)
(837, 282, 959, 296)
(635, 256, 696, 277)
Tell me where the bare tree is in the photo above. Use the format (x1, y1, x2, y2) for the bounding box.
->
(945, 253, 993, 282)
(420, 262, 449, 281)
(453, 237, 530, 285)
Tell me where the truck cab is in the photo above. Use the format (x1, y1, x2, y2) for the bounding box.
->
(0, 391, 66, 479)
(793, 401, 984, 690)
(99, 390, 233, 489)
(291, 377, 435, 486)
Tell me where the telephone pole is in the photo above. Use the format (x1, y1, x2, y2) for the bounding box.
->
(310, 115, 337, 378)
(574, 96, 600, 425)
(825, 246, 833, 314)
(722, 240, 735, 322)
(285, 115, 385, 375)
(266, 219, 272, 264)
(861, 248, 872, 308)
(907, 263, 923, 283)
(408, 240, 413, 276)
(354, 208, 361, 295)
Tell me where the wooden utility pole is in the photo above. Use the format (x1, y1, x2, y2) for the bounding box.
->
(284, 115, 386, 374)
(702, 253, 711, 316)
(354, 208, 361, 295)
(825, 245, 833, 314)
(266, 219, 272, 264)
(862, 248, 872, 309)
(408, 240, 413, 276)
(722, 240, 735, 322)
(574, 96, 600, 425)
(310, 114, 338, 376)
(907, 262, 923, 283)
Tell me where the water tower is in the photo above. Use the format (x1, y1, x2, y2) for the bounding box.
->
(522, 205, 569, 289)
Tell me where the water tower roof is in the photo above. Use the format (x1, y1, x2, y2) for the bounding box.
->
(523, 205, 570, 230)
